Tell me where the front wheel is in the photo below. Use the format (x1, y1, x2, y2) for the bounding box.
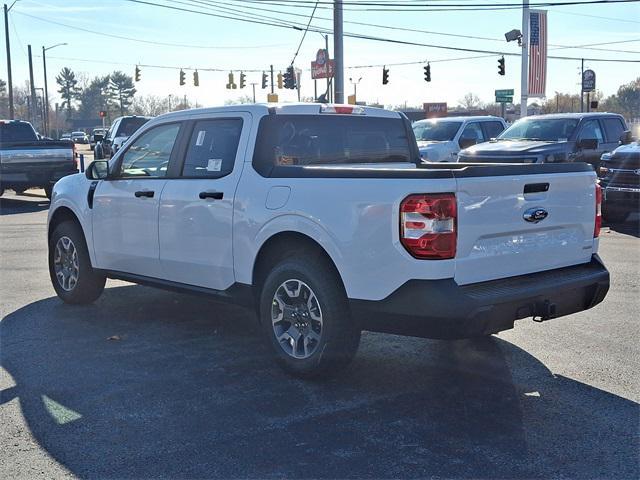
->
(49, 220, 106, 304)
(259, 256, 361, 378)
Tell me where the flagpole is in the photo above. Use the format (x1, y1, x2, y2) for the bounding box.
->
(520, 0, 529, 118)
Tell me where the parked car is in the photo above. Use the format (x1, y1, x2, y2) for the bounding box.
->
(94, 115, 151, 159)
(412, 116, 507, 162)
(71, 131, 89, 144)
(598, 140, 639, 223)
(47, 104, 609, 377)
(89, 127, 108, 149)
(0, 119, 77, 198)
(458, 113, 630, 167)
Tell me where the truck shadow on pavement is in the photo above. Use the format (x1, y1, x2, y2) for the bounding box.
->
(0, 196, 49, 216)
(1, 284, 638, 479)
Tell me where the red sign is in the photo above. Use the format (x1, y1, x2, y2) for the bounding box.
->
(311, 49, 335, 79)
(423, 102, 447, 118)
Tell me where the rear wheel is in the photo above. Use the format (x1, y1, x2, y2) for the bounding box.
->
(49, 220, 106, 304)
(259, 255, 361, 378)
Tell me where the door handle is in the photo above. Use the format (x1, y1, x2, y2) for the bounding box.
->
(199, 191, 224, 200)
(134, 190, 154, 198)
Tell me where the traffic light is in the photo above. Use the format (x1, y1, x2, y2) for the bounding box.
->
(423, 63, 431, 82)
(226, 72, 237, 89)
(179, 69, 186, 86)
(382, 66, 389, 85)
(135, 65, 141, 82)
(277, 72, 283, 89)
(193, 70, 199, 87)
(239, 72, 246, 89)
(284, 66, 296, 89)
(261, 71, 268, 89)
(498, 56, 505, 76)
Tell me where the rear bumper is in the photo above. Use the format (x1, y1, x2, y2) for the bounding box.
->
(350, 255, 609, 339)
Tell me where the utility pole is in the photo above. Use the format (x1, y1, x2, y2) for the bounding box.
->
(580, 58, 584, 113)
(4, 3, 14, 118)
(251, 82, 257, 103)
(270, 64, 274, 94)
(520, 0, 529, 118)
(333, 0, 344, 103)
(28, 45, 37, 127)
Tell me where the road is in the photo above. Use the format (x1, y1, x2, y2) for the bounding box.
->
(0, 185, 638, 479)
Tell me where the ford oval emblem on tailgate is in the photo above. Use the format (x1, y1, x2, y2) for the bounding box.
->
(523, 207, 548, 223)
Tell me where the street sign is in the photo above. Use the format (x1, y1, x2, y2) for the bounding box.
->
(582, 69, 596, 92)
(423, 102, 447, 118)
(495, 96, 513, 103)
(495, 89, 514, 96)
(311, 49, 335, 80)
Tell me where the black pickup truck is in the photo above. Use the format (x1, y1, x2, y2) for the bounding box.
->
(458, 113, 630, 168)
(0, 120, 77, 199)
(598, 141, 640, 223)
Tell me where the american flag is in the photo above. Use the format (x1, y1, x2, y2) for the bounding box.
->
(528, 10, 547, 98)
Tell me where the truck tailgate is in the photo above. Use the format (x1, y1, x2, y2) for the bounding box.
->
(454, 171, 597, 285)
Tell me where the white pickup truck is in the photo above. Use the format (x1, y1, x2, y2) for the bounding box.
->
(47, 104, 609, 377)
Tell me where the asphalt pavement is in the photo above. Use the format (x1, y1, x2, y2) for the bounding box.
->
(0, 188, 638, 479)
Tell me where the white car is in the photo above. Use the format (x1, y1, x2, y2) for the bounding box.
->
(413, 116, 507, 162)
(47, 104, 609, 377)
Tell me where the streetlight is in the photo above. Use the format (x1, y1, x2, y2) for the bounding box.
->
(349, 77, 362, 102)
(42, 42, 67, 136)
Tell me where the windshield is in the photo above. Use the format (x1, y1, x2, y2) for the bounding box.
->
(499, 118, 579, 141)
(412, 121, 461, 142)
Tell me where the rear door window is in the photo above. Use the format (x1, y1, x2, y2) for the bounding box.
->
(577, 119, 604, 143)
(602, 118, 626, 143)
(182, 119, 243, 178)
(0, 122, 38, 142)
(253, 115, 412, 175)
(481, 121, 505, 141)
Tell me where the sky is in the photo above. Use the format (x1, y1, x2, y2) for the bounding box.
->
(4, 0, 640, 110)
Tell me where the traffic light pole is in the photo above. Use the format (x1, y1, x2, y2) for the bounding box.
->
(251, 83, 257, 103)
(333, 0, 344, 103)
(520, 0, 529, 118)
(270, 65, 274, 94)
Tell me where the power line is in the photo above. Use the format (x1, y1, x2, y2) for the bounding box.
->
(290, 0, 319, 65)
(177, 0, 640, 53)
(12, 10, 289, 50)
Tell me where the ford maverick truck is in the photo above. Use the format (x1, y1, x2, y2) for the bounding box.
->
(47, 104, 609, 377)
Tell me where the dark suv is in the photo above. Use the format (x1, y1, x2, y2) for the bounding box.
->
(94, 116, 151, 159)
(598, 141, 640, 223)
(458, 113, 630, 167)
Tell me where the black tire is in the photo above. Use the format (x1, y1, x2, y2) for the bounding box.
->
(259, 255, 361, 378)
(44, 185, 53, 199)
(602, 204, 629, 223)
(49, 220, 106, 304)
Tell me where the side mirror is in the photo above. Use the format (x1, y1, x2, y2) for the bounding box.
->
(577, 138, 598, 150)
(619, 130, 632, 145)
(86, 160, 110, 180)
(93, 133, 104, 142)
(459, 137, 477, 149)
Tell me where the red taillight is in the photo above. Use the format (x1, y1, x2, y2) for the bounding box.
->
(594, 183, 602, 238)
(400, 193, 457, 259)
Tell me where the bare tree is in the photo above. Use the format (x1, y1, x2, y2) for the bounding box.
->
(458, 92, 480, 111)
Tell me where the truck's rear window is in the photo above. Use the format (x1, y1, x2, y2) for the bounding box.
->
(253, 115, 413, 175)
(0, 122, 38, 143)
(117, 118, 149, 137)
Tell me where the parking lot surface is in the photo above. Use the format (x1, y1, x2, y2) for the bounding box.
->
(1, 190, 638, 479)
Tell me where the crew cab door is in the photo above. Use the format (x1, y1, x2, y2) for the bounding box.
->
(158, 113, 250, 290)
(92, 122, 182, 278)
